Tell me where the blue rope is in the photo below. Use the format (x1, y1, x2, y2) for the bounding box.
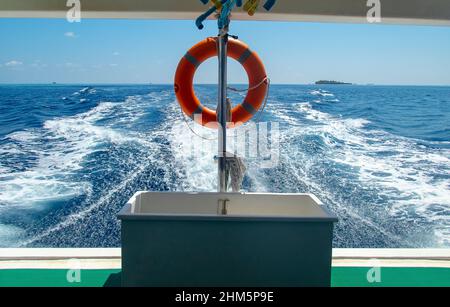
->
(218, 0, 236, 29)
(195, 5, 217, 29)
(196, 0, 277, 30)
(263, 0, 276, 11)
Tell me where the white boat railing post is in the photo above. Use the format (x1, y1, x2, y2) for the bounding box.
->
(217, 25, 229, 192)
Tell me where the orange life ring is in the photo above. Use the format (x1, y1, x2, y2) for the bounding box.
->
(174, 37, 268, 128)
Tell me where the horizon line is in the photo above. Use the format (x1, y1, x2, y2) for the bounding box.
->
(1, 82, 450, 87)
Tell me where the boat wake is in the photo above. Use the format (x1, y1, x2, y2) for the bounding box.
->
(0, 85, 448, 247)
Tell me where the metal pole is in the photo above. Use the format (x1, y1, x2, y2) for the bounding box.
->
(217, 26, 228, 192)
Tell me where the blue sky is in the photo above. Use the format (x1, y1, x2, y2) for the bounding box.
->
(0, 18, 450, 85)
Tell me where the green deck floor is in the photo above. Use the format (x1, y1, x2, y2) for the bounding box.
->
(0, 267, 449, 287)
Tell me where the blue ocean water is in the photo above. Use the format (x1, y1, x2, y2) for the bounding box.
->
(0, 84, 449, 248)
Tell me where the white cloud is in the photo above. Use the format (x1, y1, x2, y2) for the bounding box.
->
(5, 60, 23, 67)
(64, 32, 76, 38)
(112, 51, 120, 56)
(109, 63, 118, 67)
(65, 62, 80, 68)
(31, 61, 48, 69)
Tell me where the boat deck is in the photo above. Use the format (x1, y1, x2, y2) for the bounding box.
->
(1, 248, 449, 287)
(1, 267, 450, 287)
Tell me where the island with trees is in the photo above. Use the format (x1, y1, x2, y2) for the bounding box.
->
(315, 80, 352, 85)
